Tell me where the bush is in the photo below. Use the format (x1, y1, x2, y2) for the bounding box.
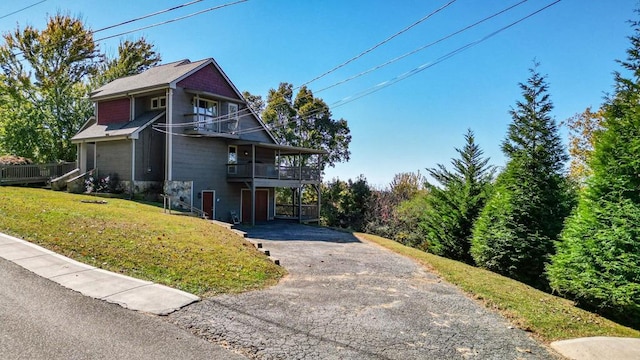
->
(85, 173, 122, 194)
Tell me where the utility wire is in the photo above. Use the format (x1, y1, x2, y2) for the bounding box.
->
(316, 0, 529, 93)
(95, 0, 248, 42)
(93, 0, 206, 33)
(298, 0, 457, 89)
(155, 0, 561, 138)
(10, 0, 246, 58)
(0, 0, 47, 21)
(330, 0, 562, 109)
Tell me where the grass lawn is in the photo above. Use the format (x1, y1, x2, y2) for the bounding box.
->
(356, 233, 640, 342)
(0, 187, 286, 296)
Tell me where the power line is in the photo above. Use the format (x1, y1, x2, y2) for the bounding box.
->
(0, 0, 47, 21)
(154, 1, 561, 139)
(93, 0, 206, 33)
(95, 0, 248, 42)
(10, 0, 246, 59)
(298, 0, 458, 89)
(316, 0, 529, 93)
(330, 0, 563, 109)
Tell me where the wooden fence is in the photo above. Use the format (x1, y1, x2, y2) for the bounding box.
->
(0, 162, 77, 185)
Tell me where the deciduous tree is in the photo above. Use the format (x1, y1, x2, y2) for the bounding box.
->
(92, 38, 161, 88)
(262, 83, 351, 170)
(0, 13, 100, 162)
(0, 14, 161, 163)
(564, 107, 604, 183)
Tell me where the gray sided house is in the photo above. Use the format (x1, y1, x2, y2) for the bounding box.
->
(71, 58, 324, 225)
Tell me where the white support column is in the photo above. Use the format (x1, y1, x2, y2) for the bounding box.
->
(298, 186, 303, 224)
(131, 139, 136, 182)
(166, 88, 173, 181)
(77, 144, 84, 173)
(130, 95, 135, 121)
(251, 144, 256, 226)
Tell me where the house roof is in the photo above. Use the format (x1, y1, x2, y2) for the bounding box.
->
(90, 58, 211, 99)
(71, 111, 165, 143)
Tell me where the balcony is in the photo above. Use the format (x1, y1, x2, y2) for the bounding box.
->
(183, 114, 239, 137)
(227, 163, 320, 182)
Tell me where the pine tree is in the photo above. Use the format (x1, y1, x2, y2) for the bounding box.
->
(471, 64, 574, 289)
(547, 18, 640, 325)
(423, 129, 494, 264)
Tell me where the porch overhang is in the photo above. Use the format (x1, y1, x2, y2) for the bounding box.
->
(230, 141, 327, 155)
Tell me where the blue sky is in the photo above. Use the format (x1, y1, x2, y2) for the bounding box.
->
(1, 0, 636, 187)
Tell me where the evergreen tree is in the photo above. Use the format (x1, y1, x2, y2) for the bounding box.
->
(548, 18, 640, 325)
(423, 129, 494, 264)
(471, 65, 574, 289)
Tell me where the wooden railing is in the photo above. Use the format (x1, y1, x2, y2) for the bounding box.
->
(0, 162, 77, 185)
(275, 204, 319, 220)
(227, 163, 320, 181)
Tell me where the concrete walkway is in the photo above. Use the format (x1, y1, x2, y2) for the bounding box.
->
(0, 232, 199, 315)
(550, 337, 640, 360)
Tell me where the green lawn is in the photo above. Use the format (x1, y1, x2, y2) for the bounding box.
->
(0, 187, 285, 296)
(356, 233, 640, 342)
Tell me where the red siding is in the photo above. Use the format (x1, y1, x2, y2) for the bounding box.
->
(177, 65, 240, 100)
(98, 98, 130, 125)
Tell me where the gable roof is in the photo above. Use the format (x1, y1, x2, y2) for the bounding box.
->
(90, 58, 211, 99)
(72, 111, 165, 143)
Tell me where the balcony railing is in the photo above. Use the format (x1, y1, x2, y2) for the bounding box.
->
(183, 114, 238, 134)
(227, 163, 320, 181)
(0, 162, 77, 185)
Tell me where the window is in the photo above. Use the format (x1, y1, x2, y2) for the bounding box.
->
(227, 103, 239, 132)
(193, 97, 218, 130)
(151, 96, 166, 109)
(228, 145, 237, 174)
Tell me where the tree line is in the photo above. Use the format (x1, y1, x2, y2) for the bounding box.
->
(320, 19, 640, 328)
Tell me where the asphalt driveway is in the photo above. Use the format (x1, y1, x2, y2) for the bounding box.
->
(169, 222, 558, 359)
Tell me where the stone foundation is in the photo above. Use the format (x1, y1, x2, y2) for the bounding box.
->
(163, 181, 194, 210)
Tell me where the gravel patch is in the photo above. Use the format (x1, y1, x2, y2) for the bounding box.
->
(169, 223, 558, 359)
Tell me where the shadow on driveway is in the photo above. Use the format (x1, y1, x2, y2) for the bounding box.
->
(235, 221, 360, 243)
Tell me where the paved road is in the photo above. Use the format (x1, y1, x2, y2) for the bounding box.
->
(170, 223, 560, 359)
(0, 257, 245, 360)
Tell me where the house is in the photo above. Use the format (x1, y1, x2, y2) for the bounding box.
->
(71, 58, 324, 225)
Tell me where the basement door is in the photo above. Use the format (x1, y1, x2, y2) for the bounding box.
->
(202, 190, 215, 220)
(241, 189, 268, 223)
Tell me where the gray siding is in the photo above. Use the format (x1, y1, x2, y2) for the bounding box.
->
(171, 134, 241, 221)
(96, 140, 131, 180)
(237, 113, 273, 143)
(155, 88, 279, 221)
(134, 126, 165, 181)
(135, 91, 167, 117)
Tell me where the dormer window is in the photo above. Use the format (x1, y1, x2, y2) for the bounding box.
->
(151, 96, 166, 109)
